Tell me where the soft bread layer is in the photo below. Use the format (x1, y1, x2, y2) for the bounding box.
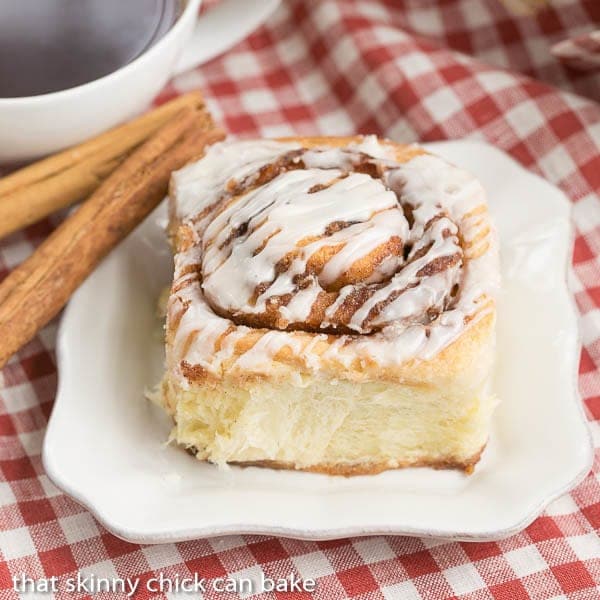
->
(162, 313, 495, 475)
(161, 373, 495, 474)
(160, 305, 496, 474)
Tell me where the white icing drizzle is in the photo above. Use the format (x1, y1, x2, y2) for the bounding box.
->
(171, 138, 302, 219)
(202, 168, 411, 329)
(167, 136, 499, 380)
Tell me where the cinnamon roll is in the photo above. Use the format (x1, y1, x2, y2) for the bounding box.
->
(159, 135, 499, 475)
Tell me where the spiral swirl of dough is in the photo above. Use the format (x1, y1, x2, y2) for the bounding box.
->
(199, 146, 463, 335)
(167, 136, 497, 379)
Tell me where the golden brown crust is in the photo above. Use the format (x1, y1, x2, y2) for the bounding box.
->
(223, 445, 485, 476)
(167, 305, 495, 387)
(276, 135, 424, 161)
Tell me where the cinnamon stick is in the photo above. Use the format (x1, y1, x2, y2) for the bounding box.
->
(0, 107, 224, 368)
(0, 91, 210, 239)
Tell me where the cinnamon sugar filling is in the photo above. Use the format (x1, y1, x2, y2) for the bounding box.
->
(199, 149, 465, 335)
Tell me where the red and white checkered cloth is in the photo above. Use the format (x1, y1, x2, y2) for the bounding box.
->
(382, 0, 600, 100)
(1, 1, 600, 598)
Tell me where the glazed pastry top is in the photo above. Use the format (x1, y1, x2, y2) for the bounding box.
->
(167, 136, 499, 381)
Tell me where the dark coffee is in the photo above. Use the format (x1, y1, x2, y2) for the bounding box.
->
(0, 0, 181, 98)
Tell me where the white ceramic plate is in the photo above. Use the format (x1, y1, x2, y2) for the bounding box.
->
(43, 141, 593, 543)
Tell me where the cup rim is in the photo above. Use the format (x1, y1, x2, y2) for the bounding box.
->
(0, 0, 201, 105)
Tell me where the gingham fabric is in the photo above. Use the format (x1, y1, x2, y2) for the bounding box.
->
(379, 0, 600, 101)
(1, 1, 600, 598)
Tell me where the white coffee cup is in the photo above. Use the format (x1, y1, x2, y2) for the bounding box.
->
(0, 0, 280, 162)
